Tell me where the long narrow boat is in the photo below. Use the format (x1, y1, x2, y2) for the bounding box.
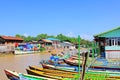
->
(19, 73, 56, 80)
(41, 63, 120, 78)
(64, 58, 120, 71)
(41, 63, 79, 72)
(30, 65, 120, 77)
(4, 69, 19, 80)
(26, 68, 75, 79)
(64, 58, 82, 66)
(27, 67, 120, 80)
(42, 62, 120, 73)
(29, 66, 77, 75)
(4, 69, 57, 80)
(90, 66, 120, 71)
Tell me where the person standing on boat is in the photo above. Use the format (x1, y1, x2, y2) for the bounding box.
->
(49, 53, 59, 66)
(54, 53, 59, 66)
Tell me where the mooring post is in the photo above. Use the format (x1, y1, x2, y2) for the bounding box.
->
(81, 52, 88, 80)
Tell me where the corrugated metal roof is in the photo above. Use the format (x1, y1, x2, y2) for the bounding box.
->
(94, 26, 120, 37)
(0, 36, 23, 41)
(42, 39, 52, 43)
(60, 42, 74, 46)
(46, 38, 60, 41)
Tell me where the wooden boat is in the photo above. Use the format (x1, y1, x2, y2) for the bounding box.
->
(30, 65, 120, 78)
(41, 62, 120, 79)
(70, 55, 83, 60)
(19, 73, 56, 80)
(14, 50, 40, 55)
(64, 58, 82, 66)
(4, 69, 56, 80)
(64, 58, 120, 71)
(90, 66, 120, 71)
(41, 63, 79, 72)
(27, 67, 120, 80)
(29, 65, 77, 75)
(4, 69, 19, 80)
(26, 68, 75, 79)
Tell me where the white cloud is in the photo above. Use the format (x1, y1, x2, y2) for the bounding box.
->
(23, 33, 29, 37)
(80, 34, 93, 41)
(65, 32, 93, 41)
(66, 32, 76, 37)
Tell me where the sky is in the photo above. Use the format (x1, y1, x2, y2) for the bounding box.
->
(0, 0, 120, 40)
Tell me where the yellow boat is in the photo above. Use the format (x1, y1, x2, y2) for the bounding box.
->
(26, 68, 75, 79)
(29, 66, 77, 75)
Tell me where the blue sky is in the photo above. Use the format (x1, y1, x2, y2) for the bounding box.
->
(0, 0, 120, 40)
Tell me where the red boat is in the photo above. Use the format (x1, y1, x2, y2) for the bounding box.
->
(4, 69, 19, 80)
(64, 58, 82, 66)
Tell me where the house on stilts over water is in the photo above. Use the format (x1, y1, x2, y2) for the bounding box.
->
(94, 27, 120, 59)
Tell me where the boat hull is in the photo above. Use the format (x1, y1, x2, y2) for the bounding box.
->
(64, 58, 120, 71)
(26, 68, 75, 79)
(29, 66, 77, 75)
(4, 69, 19, 80)
(4, 69, 56, 80)
(41, 63, 77, 72)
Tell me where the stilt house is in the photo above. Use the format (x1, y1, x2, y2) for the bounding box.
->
(94, 27, 120, 59)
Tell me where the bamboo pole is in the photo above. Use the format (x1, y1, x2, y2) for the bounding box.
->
(92, 42, 95, 59)
(78, 35, 81, 80)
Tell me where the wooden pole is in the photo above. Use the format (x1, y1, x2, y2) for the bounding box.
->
(81, 52, 88, 80)
(92, 42, 95, 59)
(78, 35, 81, 80)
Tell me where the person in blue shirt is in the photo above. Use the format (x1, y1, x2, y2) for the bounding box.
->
(49, 53, 59, 66)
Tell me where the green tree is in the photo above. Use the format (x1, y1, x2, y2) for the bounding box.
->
(15, 33, 92, 47)
(56, 34, 68, 41)
(15, 34, 21, 37)
(36, 34, 48, 40)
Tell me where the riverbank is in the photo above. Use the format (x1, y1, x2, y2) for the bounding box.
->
(0, 53, 14, 57)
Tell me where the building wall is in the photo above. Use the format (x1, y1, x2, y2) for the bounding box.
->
(94, 27, 120, 59)
(105, 46, 120, 59)
(106, 50, 120, 59)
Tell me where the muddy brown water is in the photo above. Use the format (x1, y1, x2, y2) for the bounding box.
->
(0, 53, 51, 80)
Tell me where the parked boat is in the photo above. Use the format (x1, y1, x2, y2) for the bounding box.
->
(14, 50, 40, 55)
(90, 65, 120, 71)
(27, 67, 120, 80)
(4, 69, 56, 80)
(4, 69, 19, 80)
(26, 68, 75, 79)
(64, 58, 82, 66)
(19, 73, 56, 80)
(31, 65, 120, 78)
(41, 63, 79, 72)
(29, 65, 77, 75)
(64, 58, 120, 71)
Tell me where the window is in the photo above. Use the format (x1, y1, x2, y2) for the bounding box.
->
(118, 38, 120, 46)
(106, 37, 120, 46)
(109, 38, 111, 46)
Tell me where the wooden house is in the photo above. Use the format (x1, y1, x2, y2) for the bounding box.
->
(46, 38, 60, 49)
(0, 36, 23, 45)
(38, 39, 52, 47)
(0, 36, 23, 53)
(94, 27, 120, 59)
(60, 41, 75, 50)
(41, 39, 52, 46)
(46, 38, 60, 44)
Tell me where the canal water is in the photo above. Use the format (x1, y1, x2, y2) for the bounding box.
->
(0, 53, 51, 80)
